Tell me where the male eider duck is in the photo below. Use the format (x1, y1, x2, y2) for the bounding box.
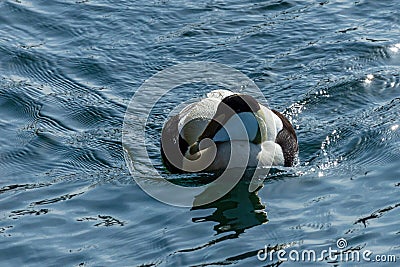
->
(161, 90, 298, 173)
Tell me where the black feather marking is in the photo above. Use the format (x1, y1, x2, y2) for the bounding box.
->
(160, 114, 188, 173)
(271, 110, 298, 167)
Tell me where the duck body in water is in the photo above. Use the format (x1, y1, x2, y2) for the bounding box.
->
(161, 90, 298, 173)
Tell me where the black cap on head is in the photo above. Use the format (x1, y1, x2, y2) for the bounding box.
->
(219, 94, 260, 114)
(196, 94, 261, 142)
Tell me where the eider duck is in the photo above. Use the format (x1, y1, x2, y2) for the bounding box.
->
(161, 90, 298, 173)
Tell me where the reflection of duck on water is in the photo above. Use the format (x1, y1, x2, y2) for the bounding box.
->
(191, 180, 268, 235)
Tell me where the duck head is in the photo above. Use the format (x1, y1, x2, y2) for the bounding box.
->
(187, 94, 267, 157)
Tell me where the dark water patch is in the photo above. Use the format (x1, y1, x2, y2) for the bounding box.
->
(31, 191, 85, 206)
(0, 182, 50, 195)
(355, 203, 400, 228)
(9, 208, 50, 220)
(78, 215, 125, 227)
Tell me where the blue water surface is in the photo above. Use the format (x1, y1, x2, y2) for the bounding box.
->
(0, 0, 399, 266)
